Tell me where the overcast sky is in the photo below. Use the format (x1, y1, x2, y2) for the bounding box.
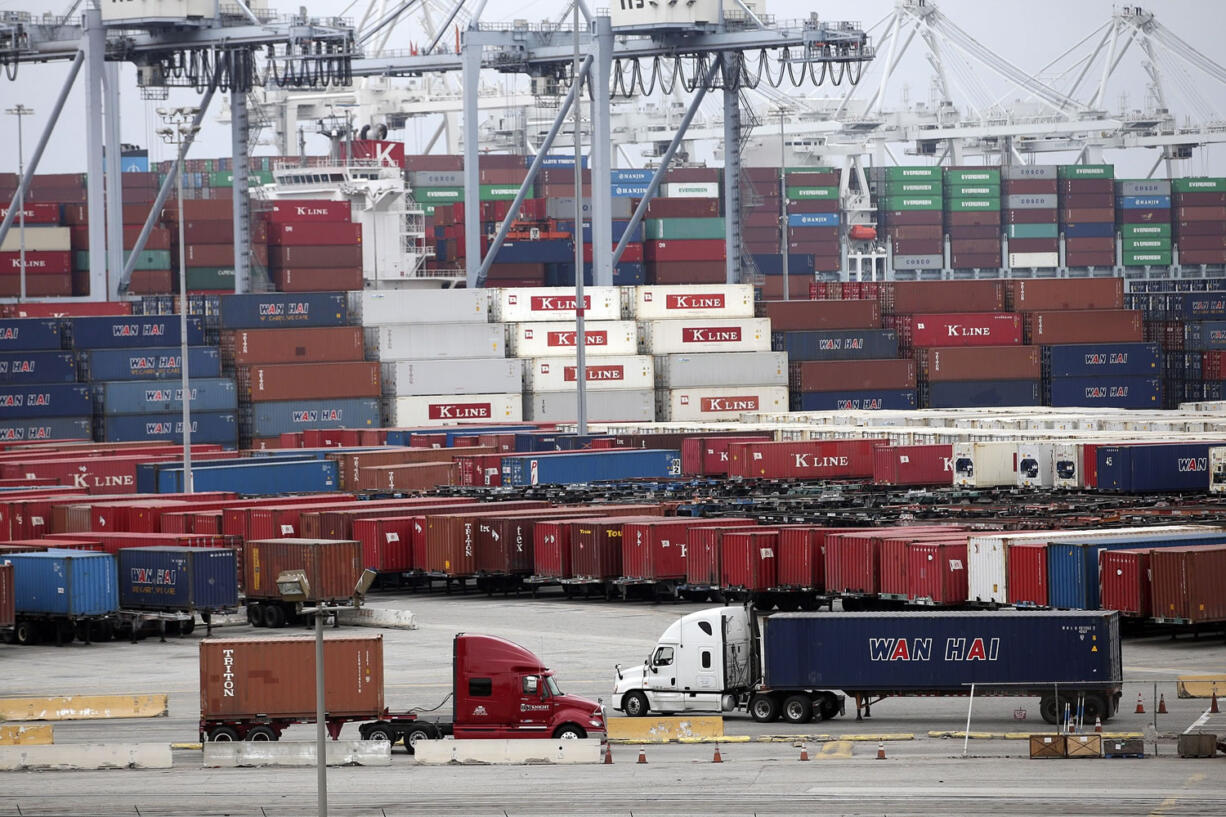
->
(0, 0, 1223, 176)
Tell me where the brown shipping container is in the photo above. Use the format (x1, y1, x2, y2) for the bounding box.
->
(1064, 237, 1115, 252)
(1003, 180, 1058, 195)
(242, 538, 363, 601)
(359, 462, 458, 493)
(892, 240, 943, 255)
(0, 562, 12, 629)
(887, 225, 945, 241)
(791, 359, 916, 391)
(127, 271, 173, 295)
(950, 253, 1003, 268)
(1024, 310, 1144, 344)
(300, 498, 474, 540)
(1177, 206, 1226, 221)
(756, 275, 815, 301)
(1150, 545, 1226, 624)
(757, 299, 880, 331)
(1006, 278, 1123, 311)
(944, 212, 1001, 227)
(269, 245, 363, 268)
(878, 211, 943, 226)
(881, 280, 1004, 314)
(1118, 209, 1171, 224)
(238, 361, 380, 401)
(1005, 210, 1058, 224)
(643, 198, 720, 218)
(1175, 221, 1226, 236)
(1059, 179, 1113, 194)
(222, 326, 365, 366)
(200, 635, 383, 720)
(425, 501, 552, 576)
(916, 346, 1040, 382)
(331, 447, 471, 489)
(946, 225, 1001, 240)
(1065, 251, 1116, 267)
(649, 262, 725, 284)
(1060, 193, 1114, 208)
(1008, 238, 1060, 252)
(1179, 235, 1226, 251)
(183, 220, 269, 244)
(1060, 208, 1115, 223)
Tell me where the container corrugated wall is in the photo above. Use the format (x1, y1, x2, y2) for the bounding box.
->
(7, 550, 117, 616)
(242, 539, 362, 602)
(116, 546, 238, 611)
(0, 563, 13, 627)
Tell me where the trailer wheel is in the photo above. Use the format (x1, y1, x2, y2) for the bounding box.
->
(553, 724, 586, 740)
(1039, 694, 1063, 725)
(247, 604, 264, 627)
(815, 692, 841, 721)
(1084, 694, 1110, 723)
(245, 725, 277, 741)
(403, 724, 434, 755)
(621, 691, 650, 718)
(799, 595, 822, 612)
(14, 620, 40, 646)
(781, 694, 813, 724)
(749, 693, 780, 723)
(262, 604, 286, 629)
(179, 617, 196, 636)
(362, 723, 398, 745)
(209, 726, 240, 742)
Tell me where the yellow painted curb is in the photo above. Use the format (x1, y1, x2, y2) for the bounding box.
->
(929, 730, 997, 739)
(841, 733, 914, 741)
(0, 694, 168, 722)
(606, 716, 723, 743)
(678, 735, 751, 744)
(816, 740, 853, 759)
(0, 724, 53, 745)
(1177, 675, 1226, 698)
(171, 742, 203, 750)
(1002, 731, 1143, 740)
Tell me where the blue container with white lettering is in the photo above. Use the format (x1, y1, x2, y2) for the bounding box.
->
(242, 397, 380, 438)
(791, 389, 916, 411)
(76, 346, 222, 381)
(0, 383, 91, 419)
(1043, 343, 1161, 377)
(66, 316, 204, 349)
(154, 458, 338, 494)
(95, 411, 238, 445)
(1118, 195, 1171, 209)
(116, 546, 238, 612)
(0, 350, 77, 383)
(1047, 376, 1161, 409)
(8, 550, 117, 617)
(1095, 442, 1218, 492)
(218, 292, 348, 330)
(787, 212, 840, 227)
(1185, 321, 1226, 351)
(0, 416, 91, 443)
(610, 168, 654, 183)
(923, 379, 1040, 409)
(502, 448, 681, 486)
(94, 378, 239, 415)
(0, 318, 62, 352)
(773, 329, 899, 361)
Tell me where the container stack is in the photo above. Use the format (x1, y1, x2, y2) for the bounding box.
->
(1, 203, 73, 297)
(362, 289, 518, 428)
(264, 199, 362, 292)
(61, 204, 174, 296)
(785, 169, 841, 278)
(944, 167, 1002, 270)
(1003, 165, 1059, 271)
(163, 200, 269, 293)
(1174, 177, 1226, 267)
(740, 167, 793, 299)
(644, 168, 724, 285)
(220, 292, 375, 447)
(0, 316, 91, 442)
(637, 284, 787, 421)
(1059, 164, 1117, 269)
(1116, 179, 1171, 270)
(872, 166, 943, 274)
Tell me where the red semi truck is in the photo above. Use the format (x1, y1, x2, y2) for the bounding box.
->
(200, 632, 605, 751)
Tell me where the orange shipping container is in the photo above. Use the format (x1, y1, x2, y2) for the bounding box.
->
(242, 538, 363, 601)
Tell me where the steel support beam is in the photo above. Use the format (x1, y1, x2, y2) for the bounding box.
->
(589, 13, 613, 287)
(462, 31, 481, 287)
(231, 90, 251, 293)
(84, 7, 106, 301)
(103, 61, 124, 301)
(722, 60, 743, 285)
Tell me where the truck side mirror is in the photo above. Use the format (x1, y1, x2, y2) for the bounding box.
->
(523, 676, 539, 694)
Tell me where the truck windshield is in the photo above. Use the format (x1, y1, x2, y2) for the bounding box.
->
(545, 676, 562, 697)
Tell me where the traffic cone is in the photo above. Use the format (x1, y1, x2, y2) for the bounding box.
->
(1094, 716, 1102, 733)
(1212, 692, 1220, 715)
(1158, 694, 1168, 714)
(1135, 693, 1145, 714)
(604, 744, 613, 764)
(876, 741, 886, 760)
(637, 747, 647, 764)
(799, 741, 810, 761)
(712, 744, 723, 763)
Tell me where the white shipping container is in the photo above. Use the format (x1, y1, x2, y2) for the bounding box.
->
(1211, 446, 1226, 494)
(638, 318, 771, 354)
(1016, 443, 1056, 489)
(349, 289, 488, 325)
(1052, 442, 1084, 489)
(525, 355, 654, 391)
(628, 285, 755, 320)
(654, 351, 787, 388)
(952, 441, 1017, 487)
(507, 321, 637, 357)
(100, 0, 219, 23)
(524, 389, 656, 422)
(656, 386, 789, 421)
(660, 182, 720, 198)
(387, 393, 522, 426)
(382, 358, 523, 397)
(365, 323, 505, 361)
(1008, 252, 1060, 268)
(490, 287, 621, 322)
(0, 226, 70, 252)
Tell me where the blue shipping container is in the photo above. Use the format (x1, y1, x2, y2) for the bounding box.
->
(136, 455, 323, 494)
(1044, 343, 1161, 378)
(8, 550, 118, 616)
(154, 458, 339, 494)
(94, 378, 239, 415)
(791, 389, 917, 411)
(96, 411, 238, 445)
(219, 292, 348, 330)
(1165, 294, 1226, 320)
(0, 350, 77, 383)
(116, 547, 238, 611)
(762, 610, 1121, 691)
(495, 239, 573, 264)
(513, 431, 567, 453)
(67, 316, 204, 349)
(1118, 195, 1171, 209)
(923, 379, 1041, 409)
(610, 169, 654, 183)
(0, 416, 91, 443)
(1184, 321, 1226, 351)
(788, 213, 840, 227)
(613, 262, 646, 286)
(382, 425, 525, 447)
(502, 448, 681, 486)
(1047, 376, 1161, 409)
(0, 318, 62, 352)
(751, 254, 816, 276)
(552, 219, 644, 243)
(1063, 222, 1116, 238)
(1095, 442, 1221, 492)
(76, 346, 223, 381)
(243, 397, 380, 437)
(611, 184, 650, 197)
(1047, 532, 1226, 609)
(0, 383, 91, 419)
(773, 329, 899, 361)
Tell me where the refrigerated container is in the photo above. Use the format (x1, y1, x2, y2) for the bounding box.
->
(639, 318, 771, 354)
(524, 389, 655, 422)
(387, 394, 523, 426)
(525, 355, 653, 391)
(952, 441, 1017, 487)
(349, 289, 488, 325)
(507, 321, 637, 357)
(382, 358, 523, 397)
(1016, 443, 1056, 489)
(627, 285, 755, 320)
(654, 351, 786, 388)
(489, 287, 620, 322)
(656, 386, 788, 421)
(365, 323, 505, 361)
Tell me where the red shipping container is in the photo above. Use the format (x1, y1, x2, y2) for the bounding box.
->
(680, 434, 773, 476)
(454, 453, 505, 486)
(727, 439, 885, 480)
(1023, 310, 1143, 344)
(906, 540, 968, 605)
(909, 313, 1022, 347)
(0, 203, 61, 225)
(643, 198, 720, 218)
(424, 502, 551, 576)
(1006, 542, 1048, 607)
(916, 346, 1040, 381)
(775, 527, 836, 590)
(872, 444, 954, 486)
(721, 529, 779, 591)
(825, 531, 879, 595)
(1150, 545, 1226, 624)
(44, 530, 226, 555)
(1, 251, 72, 275)
(268, 222, 362, 246)
(352, 517, 416, 573)
(687, 525, 754, 586)
(242, 538, 362, 601)
(268, 245, 362, 269)
(571, 516, 653, 581)
(358, 462, 457, 493)
(1099, 548, 1150, 618)
(758, 299, 880, 331)
(475, 509, 602, 576)
(790, 359, 916, 391)
(534, 519, 575, 579)
(622, 518, 754, 581)
(237, 361, 380, 402)
(879, 281, 1005, 314)
(879, 532, 963, 598)
(301, 498, 473, 540)
(265, 200, 352, 224)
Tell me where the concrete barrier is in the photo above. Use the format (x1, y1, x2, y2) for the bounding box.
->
(606, 716, 723, 743)
(338, 606, 417, 630)
(0, 694, 168, 721)
(0, 724, 53, 745)
(203, 740, 391, 768)
(0, 743, 171, 770)
(414, 738, 602, 765)
(1177, 675, 1226, 698)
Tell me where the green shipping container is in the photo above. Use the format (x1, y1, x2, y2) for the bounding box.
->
(480, 185, 521, 201)
(944, 169, 1001, 184)
(945, 184, 1001, 198)
(881, 181, 941, 195)
(1058, 164, 1115, 179)
(207, 170, 273, 188)
(787, 186, 839, 200)
(1173, 177, 1226, 193)
(878, 166, 942, 182)
(1122, 251, 1172, 266)
(1007, 223, 1059, 239)
(416, 187, 464, 203)
(645, 218, 726, 240)
(882, 196, 942, 211)
(944, 198, 1002, 212)
(74, 249, 172, 271)
(183, 267, 236, 290)
(785, 166, 836, 175)
(1121, 223, 1171, 238)
(1123, 238, 1172, 251)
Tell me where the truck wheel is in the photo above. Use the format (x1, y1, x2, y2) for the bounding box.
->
(815, 693, 841, 721)
(621, 691, 650, 718)
(14, 620, 40, 646)
(749, 694, 780, 723)
(179, 617, 196, 636)
(553, 724, 586, 740)
(262, 604, 286, 629)
(245, 725, 277, 741)
(1039, 695, 1062, 725)
(247, 604, 264, 627)
(782, 694, 813, 724)
(1084, 694, 1110, 723)
(403, 724, 434, 755)
(209, 726, 240, 742)
(362, 723, 398, 745)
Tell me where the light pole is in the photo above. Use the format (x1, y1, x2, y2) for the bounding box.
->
(276, 570, 330, 817)
(156, 107, 199, 493)
(775, 107, 792, 301)
(6, 104, 34, 302)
